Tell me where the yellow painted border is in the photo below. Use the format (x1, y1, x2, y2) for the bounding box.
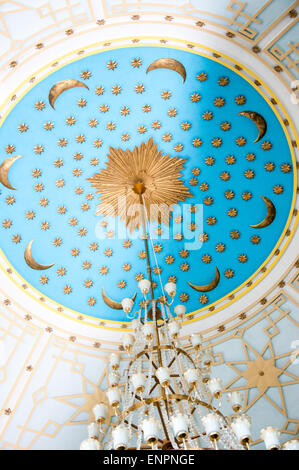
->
(0, 36, 297, 331)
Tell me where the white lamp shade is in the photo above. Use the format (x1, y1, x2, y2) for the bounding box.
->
(207, 377, 222, 398)
(142, 418, 161, 444)
(121, 298, 134, 314)
(201, 413, 220, 439)
(80, 437, 102, 450)
(171, 413, 189, 440)
(87, 422, 100, 439)
(131, 372, 146, 393)
(282, 440, 299, 450)
(143, 322, 155, 341)
(260, 427, 280, 450)
(106, 387, 121, 408)
(174, 304, 186, 318)
(231, 415, 252, 444)
(138, 279, 151, 294)
(122, 333, 135, 351)
(201, 367, 211, 384)
(168, 320, 181, 338)
(109, 372, 120, 387)
(201, 351, 213, 366)
(112, 425, 130, 450)
(93, 403, 108, 423)
(227, 391, 243, 412)
(164, 282, 176, 297)
(184, 368, 199, 388)
(131, 319, 140, 331)
(109, 353, 120, 370)
(155, 366, 171, 387)
(191, 333, 201, 349)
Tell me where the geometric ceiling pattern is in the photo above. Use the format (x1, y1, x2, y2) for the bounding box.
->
(0, 0, 298, 450)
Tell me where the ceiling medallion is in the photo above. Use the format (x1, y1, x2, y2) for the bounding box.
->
(87, 137, 192, 233)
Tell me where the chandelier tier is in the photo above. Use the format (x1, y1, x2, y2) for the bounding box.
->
(80, 182, 298, 451)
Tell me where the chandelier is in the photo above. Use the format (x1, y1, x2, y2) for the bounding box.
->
(80, 294, 298, 451)
(80, 179, 298, 451)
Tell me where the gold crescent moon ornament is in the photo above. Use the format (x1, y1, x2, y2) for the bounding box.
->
(146, 58, 187, 83)
(102, 287, 137, 310)
(0, 155, 23, 190)
(24, 240, 55, 270)
(188, 267, 220, 293)
(49, 79, 89, 109)
(250, 196, 276, 229)
(237, 111, 267, 142)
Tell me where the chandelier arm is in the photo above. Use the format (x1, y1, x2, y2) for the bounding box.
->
(155, 401, 170, 441)
(167, 356, 177, 368)
(144, 352, 158, 370)
(124, 420, 139, 432)
(121, 394, 227, 420)
(128, 345, 196, 372)
(149, 381, 159, 395)
(124, 420, 165, 447)
(167, 385, 176, 395)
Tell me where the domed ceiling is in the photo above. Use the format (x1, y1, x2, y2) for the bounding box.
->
(0, 46, 295, 321)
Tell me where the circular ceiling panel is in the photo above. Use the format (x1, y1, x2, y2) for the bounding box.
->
(0, 46, 295, 321)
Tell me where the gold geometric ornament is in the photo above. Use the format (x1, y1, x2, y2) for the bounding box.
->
(87, 137, 192, 233)
(224, 339, 299, 416)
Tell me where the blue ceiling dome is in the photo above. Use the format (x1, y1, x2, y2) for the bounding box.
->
(0, 46, 294, 321)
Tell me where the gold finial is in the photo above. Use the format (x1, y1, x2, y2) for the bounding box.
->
(133, 180, 146, 195)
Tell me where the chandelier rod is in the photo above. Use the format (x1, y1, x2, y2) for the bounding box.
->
(132, 181, 155, 300)
(134, 182, 171, 440)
